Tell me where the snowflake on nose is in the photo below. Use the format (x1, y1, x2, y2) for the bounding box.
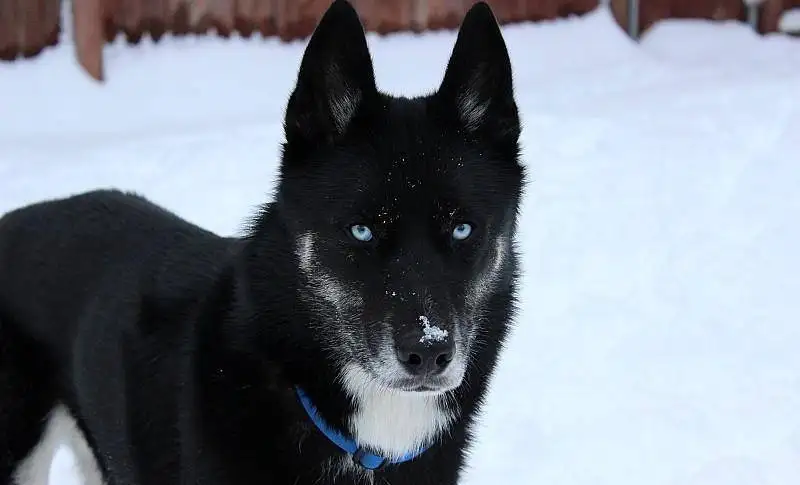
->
(418, 315, 449, 345)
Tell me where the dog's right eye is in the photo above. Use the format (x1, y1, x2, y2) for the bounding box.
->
(349, 224, 374, 242)
(451, 223, 473, 241)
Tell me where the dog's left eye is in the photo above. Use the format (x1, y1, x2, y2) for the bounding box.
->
(452, 223, 473, 241)
(350, 224, 374, 242)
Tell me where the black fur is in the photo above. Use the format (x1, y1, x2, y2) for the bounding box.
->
(0, 1, 524, 484)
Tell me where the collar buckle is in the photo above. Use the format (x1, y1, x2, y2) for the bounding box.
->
(353, 447, 387, 471)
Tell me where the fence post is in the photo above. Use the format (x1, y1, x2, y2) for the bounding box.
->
(626, 0, 639, 38)
(745, 1, 762, 31)
(72, 0, 104, 82)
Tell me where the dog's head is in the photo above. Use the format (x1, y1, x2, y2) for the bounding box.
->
(276, 0, 523, 395)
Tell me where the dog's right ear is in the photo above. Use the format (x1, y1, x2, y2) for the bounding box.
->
(284, 0, 377, 145)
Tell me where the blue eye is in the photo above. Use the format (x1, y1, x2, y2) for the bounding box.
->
(350, 224, 374, 242)
(452, 223, 472, 241)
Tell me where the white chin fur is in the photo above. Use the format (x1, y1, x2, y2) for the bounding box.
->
(340, 363, 456, 460)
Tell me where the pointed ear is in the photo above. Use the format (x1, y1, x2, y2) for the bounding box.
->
(284, 0, 377, 144)
(437, 2, 519, 143)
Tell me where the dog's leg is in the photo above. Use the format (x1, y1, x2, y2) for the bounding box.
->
(11, 407, 64, 485)
(0, 315, 58, 485)
(60, 407, 105, 485)
(13, 405, 105, 485)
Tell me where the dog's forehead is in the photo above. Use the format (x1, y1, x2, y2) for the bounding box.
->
(360, 152, 491, 228)
(367, 98, 476, 179)
(368, 140, 467, 205)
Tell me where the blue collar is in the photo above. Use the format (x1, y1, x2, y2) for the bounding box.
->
(295, 386, 430, 470)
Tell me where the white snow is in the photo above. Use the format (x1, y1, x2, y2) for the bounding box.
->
(1, 5, 799, 485)
(419, 315, 449, 344)
(779, 8, 800, 33)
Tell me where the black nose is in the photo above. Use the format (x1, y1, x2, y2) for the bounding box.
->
(395, 336, 454, 376)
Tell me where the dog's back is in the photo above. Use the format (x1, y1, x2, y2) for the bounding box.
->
(0, 189, 237, 483)
(0, 189, 230, 350)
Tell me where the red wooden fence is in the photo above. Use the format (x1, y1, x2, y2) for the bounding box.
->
(1, 0, 798, 83)
(611, 0, 800, 33)
(0, 0, 61, 60)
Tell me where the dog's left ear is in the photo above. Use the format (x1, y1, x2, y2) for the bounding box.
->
(437, 2, 519, 143)
(284, 0, 377, 144)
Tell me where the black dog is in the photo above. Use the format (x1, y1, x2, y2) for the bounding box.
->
(0, 1, 524, 483)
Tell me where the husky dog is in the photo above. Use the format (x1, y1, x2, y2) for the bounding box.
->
(0, 1, 524, 484)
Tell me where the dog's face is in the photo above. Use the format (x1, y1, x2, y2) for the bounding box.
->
(277, 1, 522, 395)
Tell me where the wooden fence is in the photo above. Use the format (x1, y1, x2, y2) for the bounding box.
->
(612, 0, 800, 36)
(1, 0, 799, 83)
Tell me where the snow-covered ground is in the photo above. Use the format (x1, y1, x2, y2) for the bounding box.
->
(2, 5, 799, 485)
(779, 8, 800, 33)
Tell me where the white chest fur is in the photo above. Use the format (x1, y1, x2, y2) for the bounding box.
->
(341, 364, 456, 461)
